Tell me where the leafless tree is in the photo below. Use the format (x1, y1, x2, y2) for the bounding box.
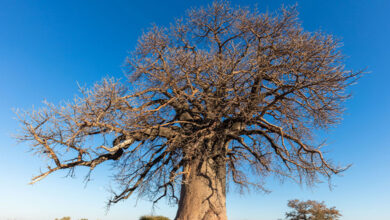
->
(16, 1, 361, 220)
(285, 199, 341, 220)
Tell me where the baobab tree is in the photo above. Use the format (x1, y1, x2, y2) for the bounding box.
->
(16, 1, 360, 220)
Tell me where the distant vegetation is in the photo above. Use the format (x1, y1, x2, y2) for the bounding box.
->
(54, 217, 71, 220)
(54, 217, 87, 220)
(139, 216, 170, 220)
(53, 215, 170, 220)
(284, 199, 341, 220)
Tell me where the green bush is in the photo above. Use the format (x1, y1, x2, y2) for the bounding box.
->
(139, 215, 170, 220)
(54, 217, 71, 220)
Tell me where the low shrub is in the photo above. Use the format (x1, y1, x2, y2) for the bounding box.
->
(139, 215, 170, 220)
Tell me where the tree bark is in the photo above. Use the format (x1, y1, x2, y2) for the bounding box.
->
(175, 156, 227, 220)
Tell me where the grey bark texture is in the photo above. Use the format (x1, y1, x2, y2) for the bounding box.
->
(175, 158, 227, 220)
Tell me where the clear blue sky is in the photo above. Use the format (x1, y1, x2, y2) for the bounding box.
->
(0, 0, 389, 219)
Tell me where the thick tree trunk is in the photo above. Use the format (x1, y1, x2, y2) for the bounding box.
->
(175, 157, 227, 220)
